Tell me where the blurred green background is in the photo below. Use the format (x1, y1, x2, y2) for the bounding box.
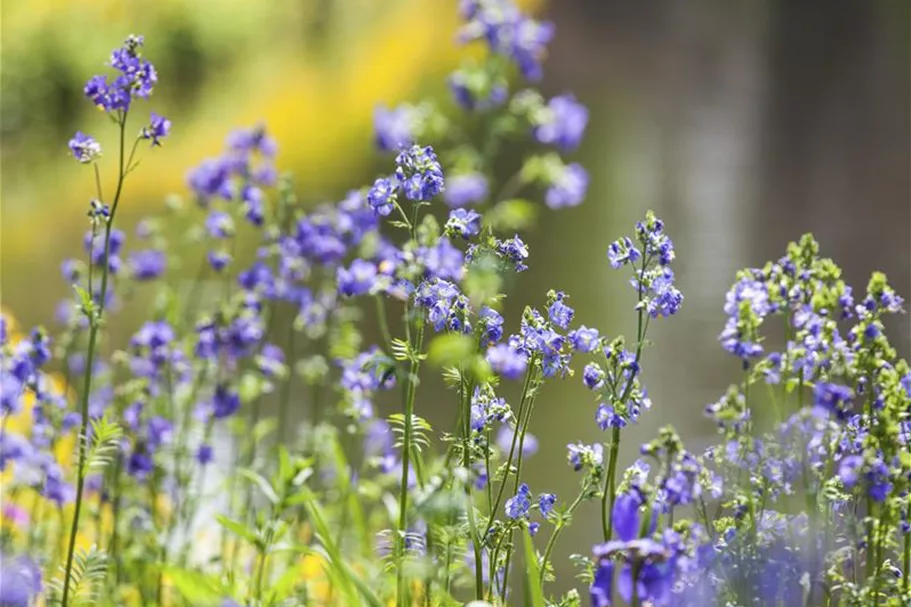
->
(2, 0, 909, 594)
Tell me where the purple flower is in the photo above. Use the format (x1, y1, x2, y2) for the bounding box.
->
(141, 112, 171, 146)
(480, 306, 504, 346)
(85, 35, 157, 112)
(43, 472, 76, 506)
(68, 132, 102, 163)
(596, 404, 626, 430)
(545, 163, 588, 209)
(226, 124, 277, 157)
(339, 348, 396, 420)
(1, 374, 24, 415)
(211, 385, 241, 419)
(127, 452, 153, 479)
(837, 455, 864, 487)
(197, 444, 214, 466)
(567, 442, 603, 471)
(0, 555, 42, 606)
(496, 425, 538, 458)
(128, 249, 166, 280)
(242, 185, 265, 226)
(462, 7, 554, 81)
(257, 343, 285, 378)
(445, 208, 482, 239)
(497, 235, 529, 272)
(813, 383, 853, 421)
(507, 15, 554, 81)
(367, 177, 396, 216)
(208, 250, 231, 272)
(569, 326, 600, 353)
(607, 237, 641, 269)
(364, 419, 394, 459)
(724, 278, 771, 318)
(395, 145, 445, 202)
(645, 267, 683, 318)
(582, 363, 605, 390)
(82, 229, 125, 278)
(505, 483, 532, 519)
(538, 493, 557, 517)
(374, 104, 418, 151)
(443, 173, 488, 208)
(448, 69, 507, 111)
(422, 238, 465, 282)
(590, 560, 614, 607)
(147, 416, 174, 449)
(188, 157, 234, 202)
(535, 94, 588, 151)
(613, 493, 642, 542)
(548, 292, 574, 330)
(486, 343, 527, 379)
(337, 259, 378, 297)
(205, 211, 234, 239)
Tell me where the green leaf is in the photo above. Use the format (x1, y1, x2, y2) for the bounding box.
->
(238, 468, 280, 506)
(427, 333, 475, 368)
(329, 435, 369, 554)
(163, 567, 226, 606)
(486, 198, 538, 231)
(269, 557, 304, 600)
(296, 488, 383, 607)
(216, 515, 258, 544)
(523, 531, 546, 607)
(277, 445, 292, 484)
(48, 545, 108, 607)
(83, 416, 123, 478)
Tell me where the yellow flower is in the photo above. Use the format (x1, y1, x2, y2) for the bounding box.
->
(301, 553, 330, 602)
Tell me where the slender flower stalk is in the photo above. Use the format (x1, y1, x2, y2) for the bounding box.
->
(62, 112, 131, 607)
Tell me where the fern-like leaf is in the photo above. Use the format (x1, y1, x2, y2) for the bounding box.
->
(83, 416, 123, 478)
(47, 546, 108, 606)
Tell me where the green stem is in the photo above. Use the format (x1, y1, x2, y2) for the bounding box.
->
(61, 112, 130, 607)
(600, 256, 648, 542)
(630, 561, 641, 607)
(109, 455, 124, 585)
(601, 425, 621, 541)
(500, 546, 513, 604)
(375, 295, 393, 351)
(278, 327, 296, 442)
(484, 362, 537, 537)
(902, 532, 910, 595)
(459, 374, 484, 600)
(396, 319, 424, 607)
(539, 488, 588, 587)
(511, 391, 539, 496)
(253, 546, 269, 602)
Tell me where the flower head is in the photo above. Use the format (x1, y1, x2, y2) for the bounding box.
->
(374, 104, 419, 151)
(535, 94, 588, 151)
(68, 132, 102, 163)
(444, 173, 488, 208)
(486, 343, 528, 379)
(505, 483, 532, 519)
(337, 259, 378, 297)
(544, 163, 588, 209)
(141, 112, 171, 146)
(394, 144, 445, 202)
(128, 249, 166, 280)
(445, 208, 482, 239)
(367, 177, 397, 216)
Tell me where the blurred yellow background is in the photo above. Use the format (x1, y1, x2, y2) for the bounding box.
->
(2, 0, 540, 328)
